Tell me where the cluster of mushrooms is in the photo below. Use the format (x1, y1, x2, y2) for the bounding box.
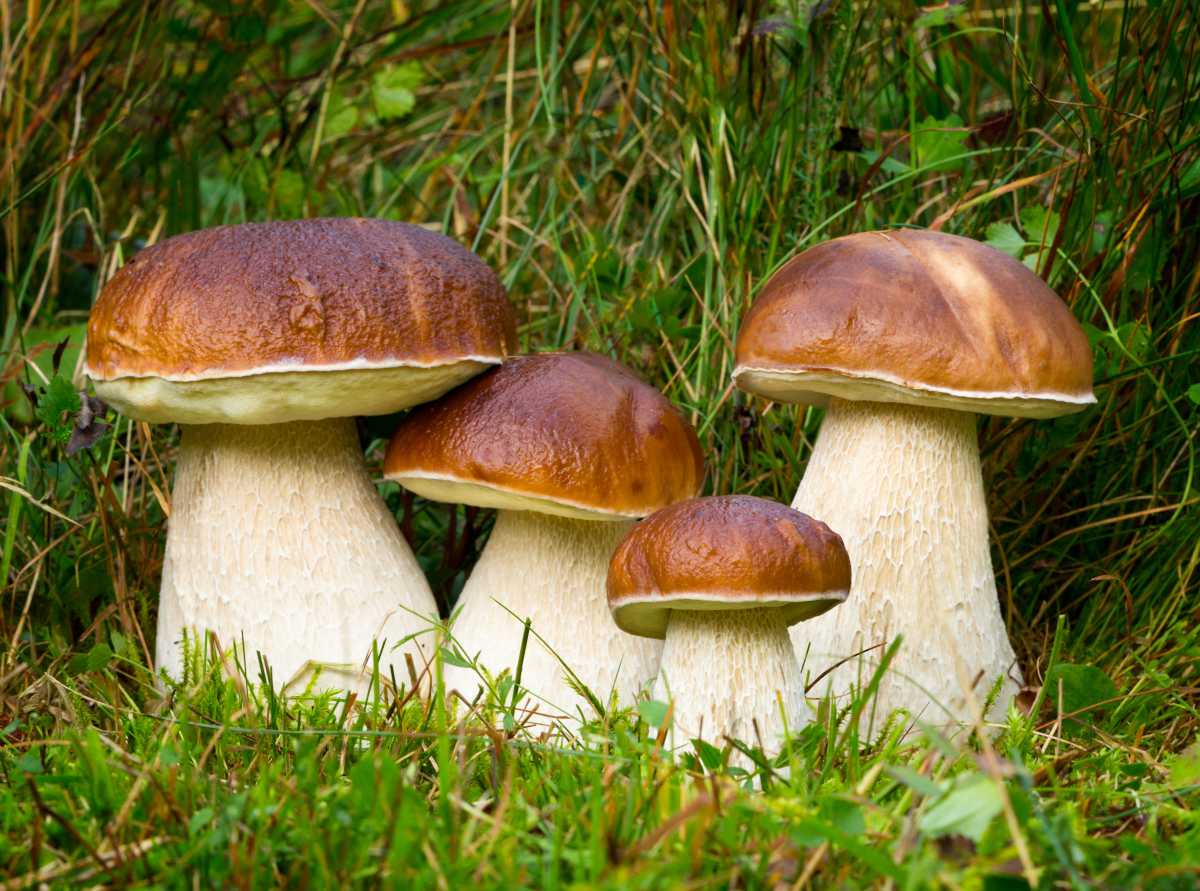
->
(83, 218, 1094, 752)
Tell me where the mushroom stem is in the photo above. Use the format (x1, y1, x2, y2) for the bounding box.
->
(158, 418, 438, 692)
(656, 608, 806, 752)
(790, 398, 1022, 726)
(443, 510, 661, 713)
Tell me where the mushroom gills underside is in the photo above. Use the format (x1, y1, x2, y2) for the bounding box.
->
(158, 417, 439, 693)
(790, 397, 1022, 729)
(441, 509, 661, 717)
(655, 607, 806, 754)
(92, 359, 492, 425)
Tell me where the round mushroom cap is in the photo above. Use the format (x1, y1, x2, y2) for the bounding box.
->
(733, 230, 1095, 419)
(384, 351, 705, 520)
(607, 495, 851, 639)
(85, 218, 516, 424)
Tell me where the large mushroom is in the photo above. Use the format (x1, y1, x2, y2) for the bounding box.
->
(733, 229, 1094, 725)
(383, 351, 704, 714)
(84, 218, 516, 690)
(607, 495, 850, 753)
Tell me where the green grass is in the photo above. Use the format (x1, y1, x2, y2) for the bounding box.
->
(2, 0, 1199, 886)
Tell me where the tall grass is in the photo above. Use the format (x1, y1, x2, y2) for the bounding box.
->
(1, 0, 1198, 886)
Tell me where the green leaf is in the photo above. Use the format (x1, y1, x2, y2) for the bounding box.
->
(1188, 384, 1200, 404)
(693, 738, 725, 771)
(911, 114, 968, 173)
(87, 643, 113, 672)
(1043, 663, 1118, 720)
(984, 222, 1025, 259)
(790, 818, 903, 879)
(1020, 206, 1060, 246)
(322, 86, 359, 141)
(438, 647, 473, 669)
(1166, 740, 1200, 789)
(919, 773, 1005, 842)
(884, 764, 942, 798)
(188, 806, 215, 836)
(818, 795, 866, 836)
(637, 699, 670, 728)
(34, 375, 81, 440)
(372, 62, 424, 120)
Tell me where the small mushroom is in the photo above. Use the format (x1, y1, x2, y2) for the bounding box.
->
(384, 351, 704, 714)
(607, 495, 850, 753)
(84, 218, 516, 690)
(733, 229, 1094, 724)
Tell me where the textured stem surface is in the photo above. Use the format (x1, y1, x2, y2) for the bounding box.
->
(158, 418, 438, 691)
(656, 608, 806, 753)
(443, 510, 661, 714)
(791, 399, 1021, 726)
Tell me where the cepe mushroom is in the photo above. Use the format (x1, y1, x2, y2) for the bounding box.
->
(733, 229, 1094, 725)
(84, 218, 516, 690)
(383, 351, 704, 714)
(608, 495, 850, 753)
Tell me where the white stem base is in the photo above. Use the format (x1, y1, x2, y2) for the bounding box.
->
(157, 418, 439, 693)
(442, 510, 661, 715)
(656, 608, 806, 755)
(791, 399, 1022, 728)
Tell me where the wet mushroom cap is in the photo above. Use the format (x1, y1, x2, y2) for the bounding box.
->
(607, 495, 851, 639)
(384, 351, 706, 520)
(733, 229, 1095, 418)
(85, 218, 516, 424)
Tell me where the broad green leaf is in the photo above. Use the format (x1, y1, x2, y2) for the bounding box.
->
(1043, 663, 1118, 720)
(372, 62, 424, 120)
(637, 699, 670, 728)
(1166, 740, 1200, 788)
(1187, 383, 1200, 404)
(1020, 206, 1060, 246)
(693, 738, 725, 770)
(818, 795, 866, 836)
(322, 86, 359, 141)
(985, 222, 1026, 259)
(911, 114, 968, 173)
(918, 773, 1005, 842)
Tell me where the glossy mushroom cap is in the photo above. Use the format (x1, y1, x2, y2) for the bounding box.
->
(384, 351, 705, 520)
(733, 230, 1095, 418)
(85, 218, 516, 424)
(607, 495, 851, 639)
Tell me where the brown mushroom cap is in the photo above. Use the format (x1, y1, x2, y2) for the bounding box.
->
(607, 495, 851, 639)
(733, 230, 1095, 418)
(384, 351, 705, 520)
(85, 218, 516, 424)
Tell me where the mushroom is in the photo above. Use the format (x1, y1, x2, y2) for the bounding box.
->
(383, 351, 704, 714)
(733, 229, 1094, 725)
(607, 495, 850, 753)
(84, 218, 516, 691)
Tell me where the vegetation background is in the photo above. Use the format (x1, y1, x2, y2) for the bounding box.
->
(1, 0, 1198, 886)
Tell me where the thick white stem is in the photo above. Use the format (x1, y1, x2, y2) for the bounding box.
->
(443, 510, 661, 714)
(158, 418, 438, 692)
(656, 608, 806, 754)
(791, 399, 1022, 726)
